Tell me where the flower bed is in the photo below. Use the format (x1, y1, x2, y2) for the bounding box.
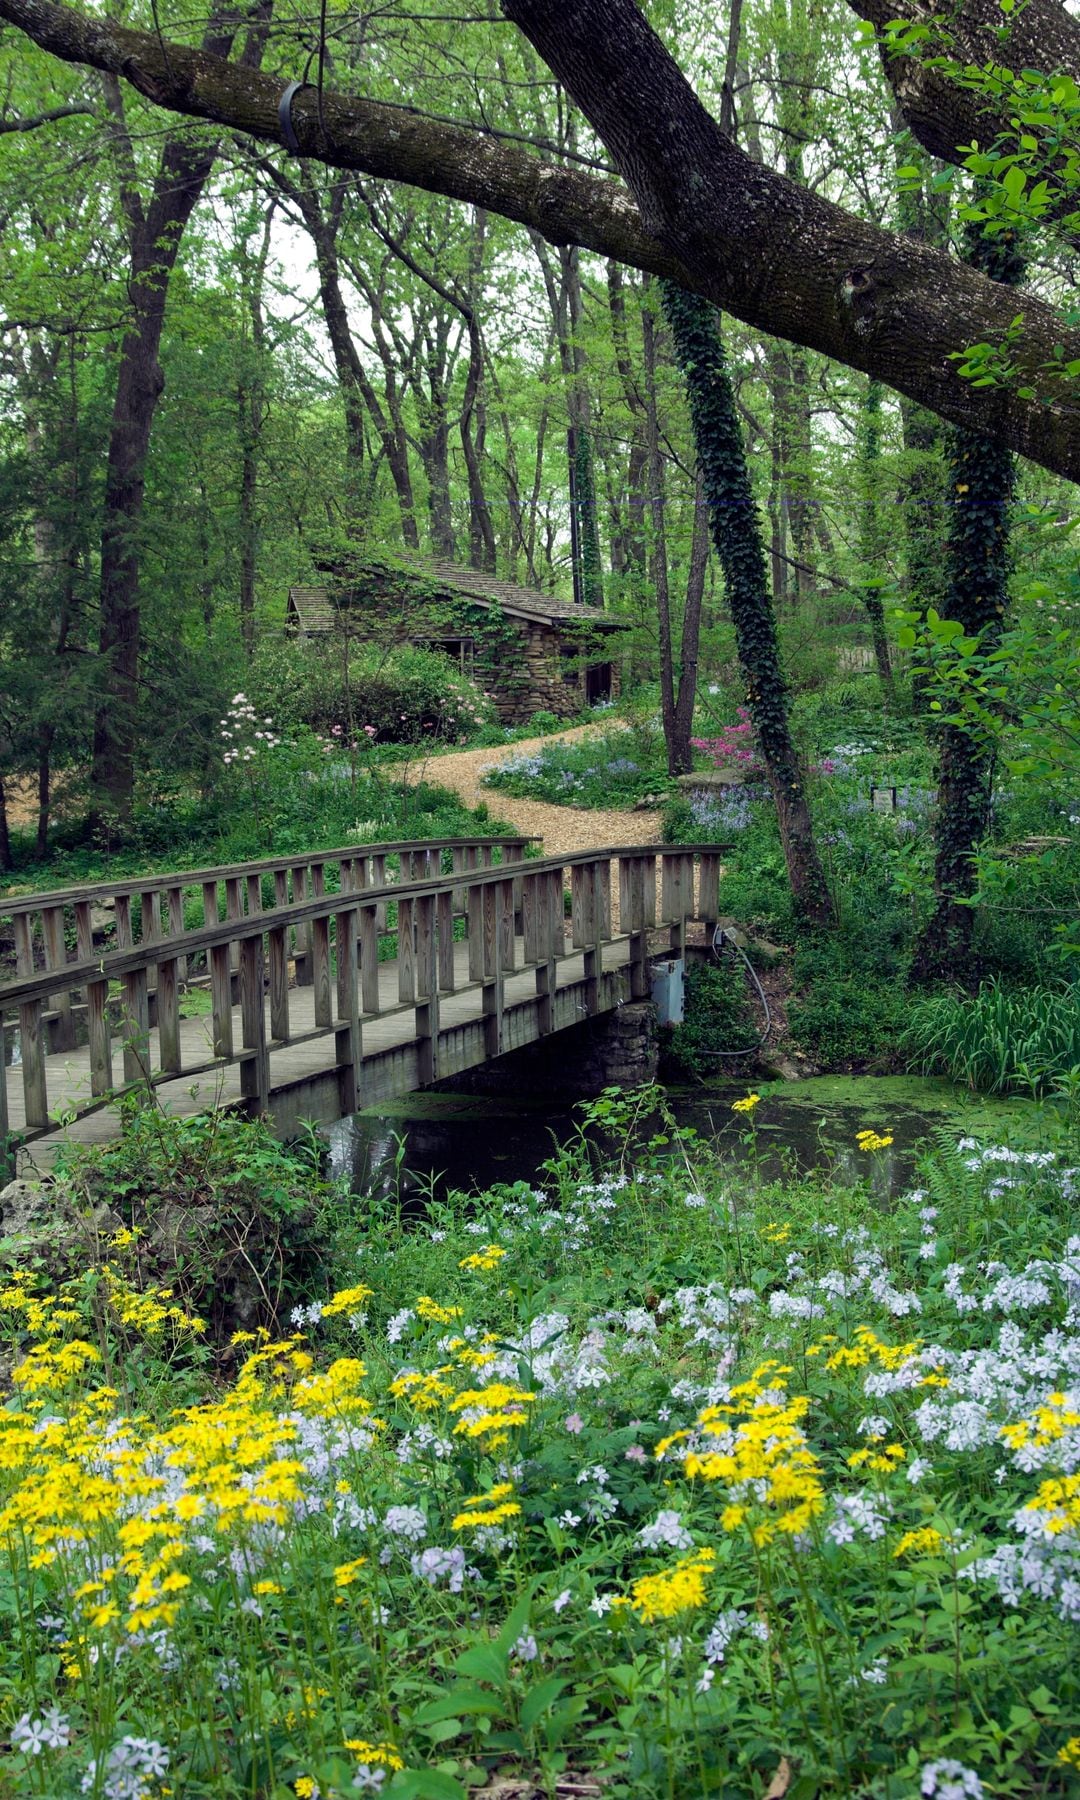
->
(1, 1098, 1078, 1798)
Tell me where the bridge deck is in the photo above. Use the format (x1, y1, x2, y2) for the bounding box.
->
(9, 931, 635, 1173)
(1, 838, 729, 1177)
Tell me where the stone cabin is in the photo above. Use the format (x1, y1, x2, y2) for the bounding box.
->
(286, 556, 625, 725)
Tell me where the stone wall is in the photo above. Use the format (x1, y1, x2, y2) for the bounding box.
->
(432, 1000, 658, 1103)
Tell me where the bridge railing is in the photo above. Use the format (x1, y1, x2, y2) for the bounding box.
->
(0, 834, 537, 1057)
(0, 843, 728, 1151)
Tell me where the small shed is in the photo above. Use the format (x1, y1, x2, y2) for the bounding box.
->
(286, 556, 625, 724)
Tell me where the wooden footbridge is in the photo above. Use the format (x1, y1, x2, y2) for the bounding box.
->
(0, 835, 728, 1174)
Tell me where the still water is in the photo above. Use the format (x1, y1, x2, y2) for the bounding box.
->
(325, 1075, 1040, 1203)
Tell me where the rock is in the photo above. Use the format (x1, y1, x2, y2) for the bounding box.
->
(89, 899, 116, 937)
(0, 1178, 56, 1239)
(748, 935, 786, 967)
(675, 768, 744, 791)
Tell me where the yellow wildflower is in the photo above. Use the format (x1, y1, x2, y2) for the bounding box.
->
(458, 1244, 507, 1272)
(893, 1527, 946, 1558)
(334, 1557, 367, 1587)
(320, 1283, 374, 1318)
(731, 1092, 761, 1114)
(416, 1296, 463, 1324)
(344, 1741, 404, 1771)
(1057, 1739, 1080, 1770)
(628, 1549, 715, 1622)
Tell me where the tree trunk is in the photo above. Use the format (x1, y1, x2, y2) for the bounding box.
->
(640, 291, 678, 770)
(671, 467, 709, 768)
(89, 6, 262, 831)
(661, 280, 834, 928)
(910, 224, 1026, 984)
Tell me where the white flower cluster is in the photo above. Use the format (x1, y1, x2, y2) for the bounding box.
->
(220, 693, 280, 766)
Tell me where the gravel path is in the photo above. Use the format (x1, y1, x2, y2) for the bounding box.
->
(405, 723, 664, 856)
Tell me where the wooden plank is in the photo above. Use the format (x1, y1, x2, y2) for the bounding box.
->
(157, 956, 181, 1075)
(626, 858, 649, 1000)
(225, 877, 243, 975)
(209, 943, 233, 1058)
(246, 872, 263, 915)
(370, 854, 388, 930)
(414, 893, 439, 1084)
(467, 881, 485, 982)
(499, 878, 515, 972)
(0, 835, 540, 918)
(166, 885, 187, 985)
(86, 976, 114, 1096)
(481, 882, 504, 1059)
(534, 875, 555, 1035)
(522, 871, 540, 964)
(239, 933, 269, 1115)
(18, 999, 48, 1129)
(41, 905, 74, 1050)
(311, 916, 332, 1028)
(335, 906, 361, 1115)
(292, 865, 312, 985)
(698, 853, 722, 923)
(595, 859, 612, 941)
(120, 967, 151, 1087)
(437, 890, 455, 993)
(13, 915, 35, 979)
(269, 924, 290, 1043)
(360, 905, 381, 1014)
(397, 898, 415, 1003)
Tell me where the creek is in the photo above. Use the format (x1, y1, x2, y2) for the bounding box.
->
(325, 1074, 1044, 1203)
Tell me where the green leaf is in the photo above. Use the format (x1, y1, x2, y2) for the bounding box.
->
(521, 1676, 570, 1731)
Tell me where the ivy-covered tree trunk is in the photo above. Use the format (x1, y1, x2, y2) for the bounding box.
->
(661, 280, 833, 928)
(858, 378, 895, 698)
(910, 224, 1025, 984)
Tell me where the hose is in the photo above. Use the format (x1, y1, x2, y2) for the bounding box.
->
(692, 923, 773, 1056)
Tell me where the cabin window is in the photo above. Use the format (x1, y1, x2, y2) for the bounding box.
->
(414, 637, 475, 674)
(586, 662, 613, 704)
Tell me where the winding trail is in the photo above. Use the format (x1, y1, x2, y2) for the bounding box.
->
(405, 723, 663, 856)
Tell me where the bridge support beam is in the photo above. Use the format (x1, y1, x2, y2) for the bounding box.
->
(433, 1000, 659, 1106)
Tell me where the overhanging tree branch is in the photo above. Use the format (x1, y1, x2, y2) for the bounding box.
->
(4, 0, 1080, 476)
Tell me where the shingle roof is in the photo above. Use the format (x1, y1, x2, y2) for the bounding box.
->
(288, 557, 624, 634)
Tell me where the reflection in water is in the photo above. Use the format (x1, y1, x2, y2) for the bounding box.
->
(324, 1084, 977, 1205)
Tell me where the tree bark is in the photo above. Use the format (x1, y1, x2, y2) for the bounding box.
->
(640, 291, 678, 769)
(662, 280, 834, 929)
(9, 0, 1080, 478)
(88, 3, 267, 831)
(0, 777, 11, 873)
(911, 224, 1026, 984)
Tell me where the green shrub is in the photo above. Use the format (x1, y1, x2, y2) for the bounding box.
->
(483, 728, 670, 808)
(247, 638, 492, 743)
(904, 976, 1080, 1093)
(661, 959, 760, 1078)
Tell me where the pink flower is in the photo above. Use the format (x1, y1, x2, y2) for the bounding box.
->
(565, 1412, 586, 1435)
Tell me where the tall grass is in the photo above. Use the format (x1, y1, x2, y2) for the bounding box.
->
(905, 976, 1080, 1093)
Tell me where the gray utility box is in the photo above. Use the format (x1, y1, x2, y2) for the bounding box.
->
(650, 957, 685, 1026)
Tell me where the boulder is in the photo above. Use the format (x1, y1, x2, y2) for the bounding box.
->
(675, 767, 744, 791)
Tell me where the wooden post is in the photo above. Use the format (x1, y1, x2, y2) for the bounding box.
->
(120, 966, 151, 1088)
(698, 852, 722, 932)
(209, 941, 233, 1059)
(533, 872, 557, 1036)
(370, 853, 388, 931)
(41, 904, 74, 1051)
(311, 915, 332, 1028)
(335, 905, 362, 1114)
(293, 865, 312, 985)
(142, 889, 161, 1004)
(239, 932, 269, 1116)
(481, 881, 504, 1059)
(360, 904, 381, 1014)
(397, 898, 415, 1003)
(622, 856, 651, 999)
(415, 893, 440, 1083)
(166, 885, 187, 987)
(581, 860, 600, 1016)
(499, 878, 516, 972)
(157, 954, 181, 1076)
(18, 995, 48, 1131)
(76, 899, 114, 1096)
(467, 878, 485, 983)
(437, 889, 456, 993)
(225, 877, 243, 980)
(595, 858, 612, 941)
(269, 923, 290, 1043)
